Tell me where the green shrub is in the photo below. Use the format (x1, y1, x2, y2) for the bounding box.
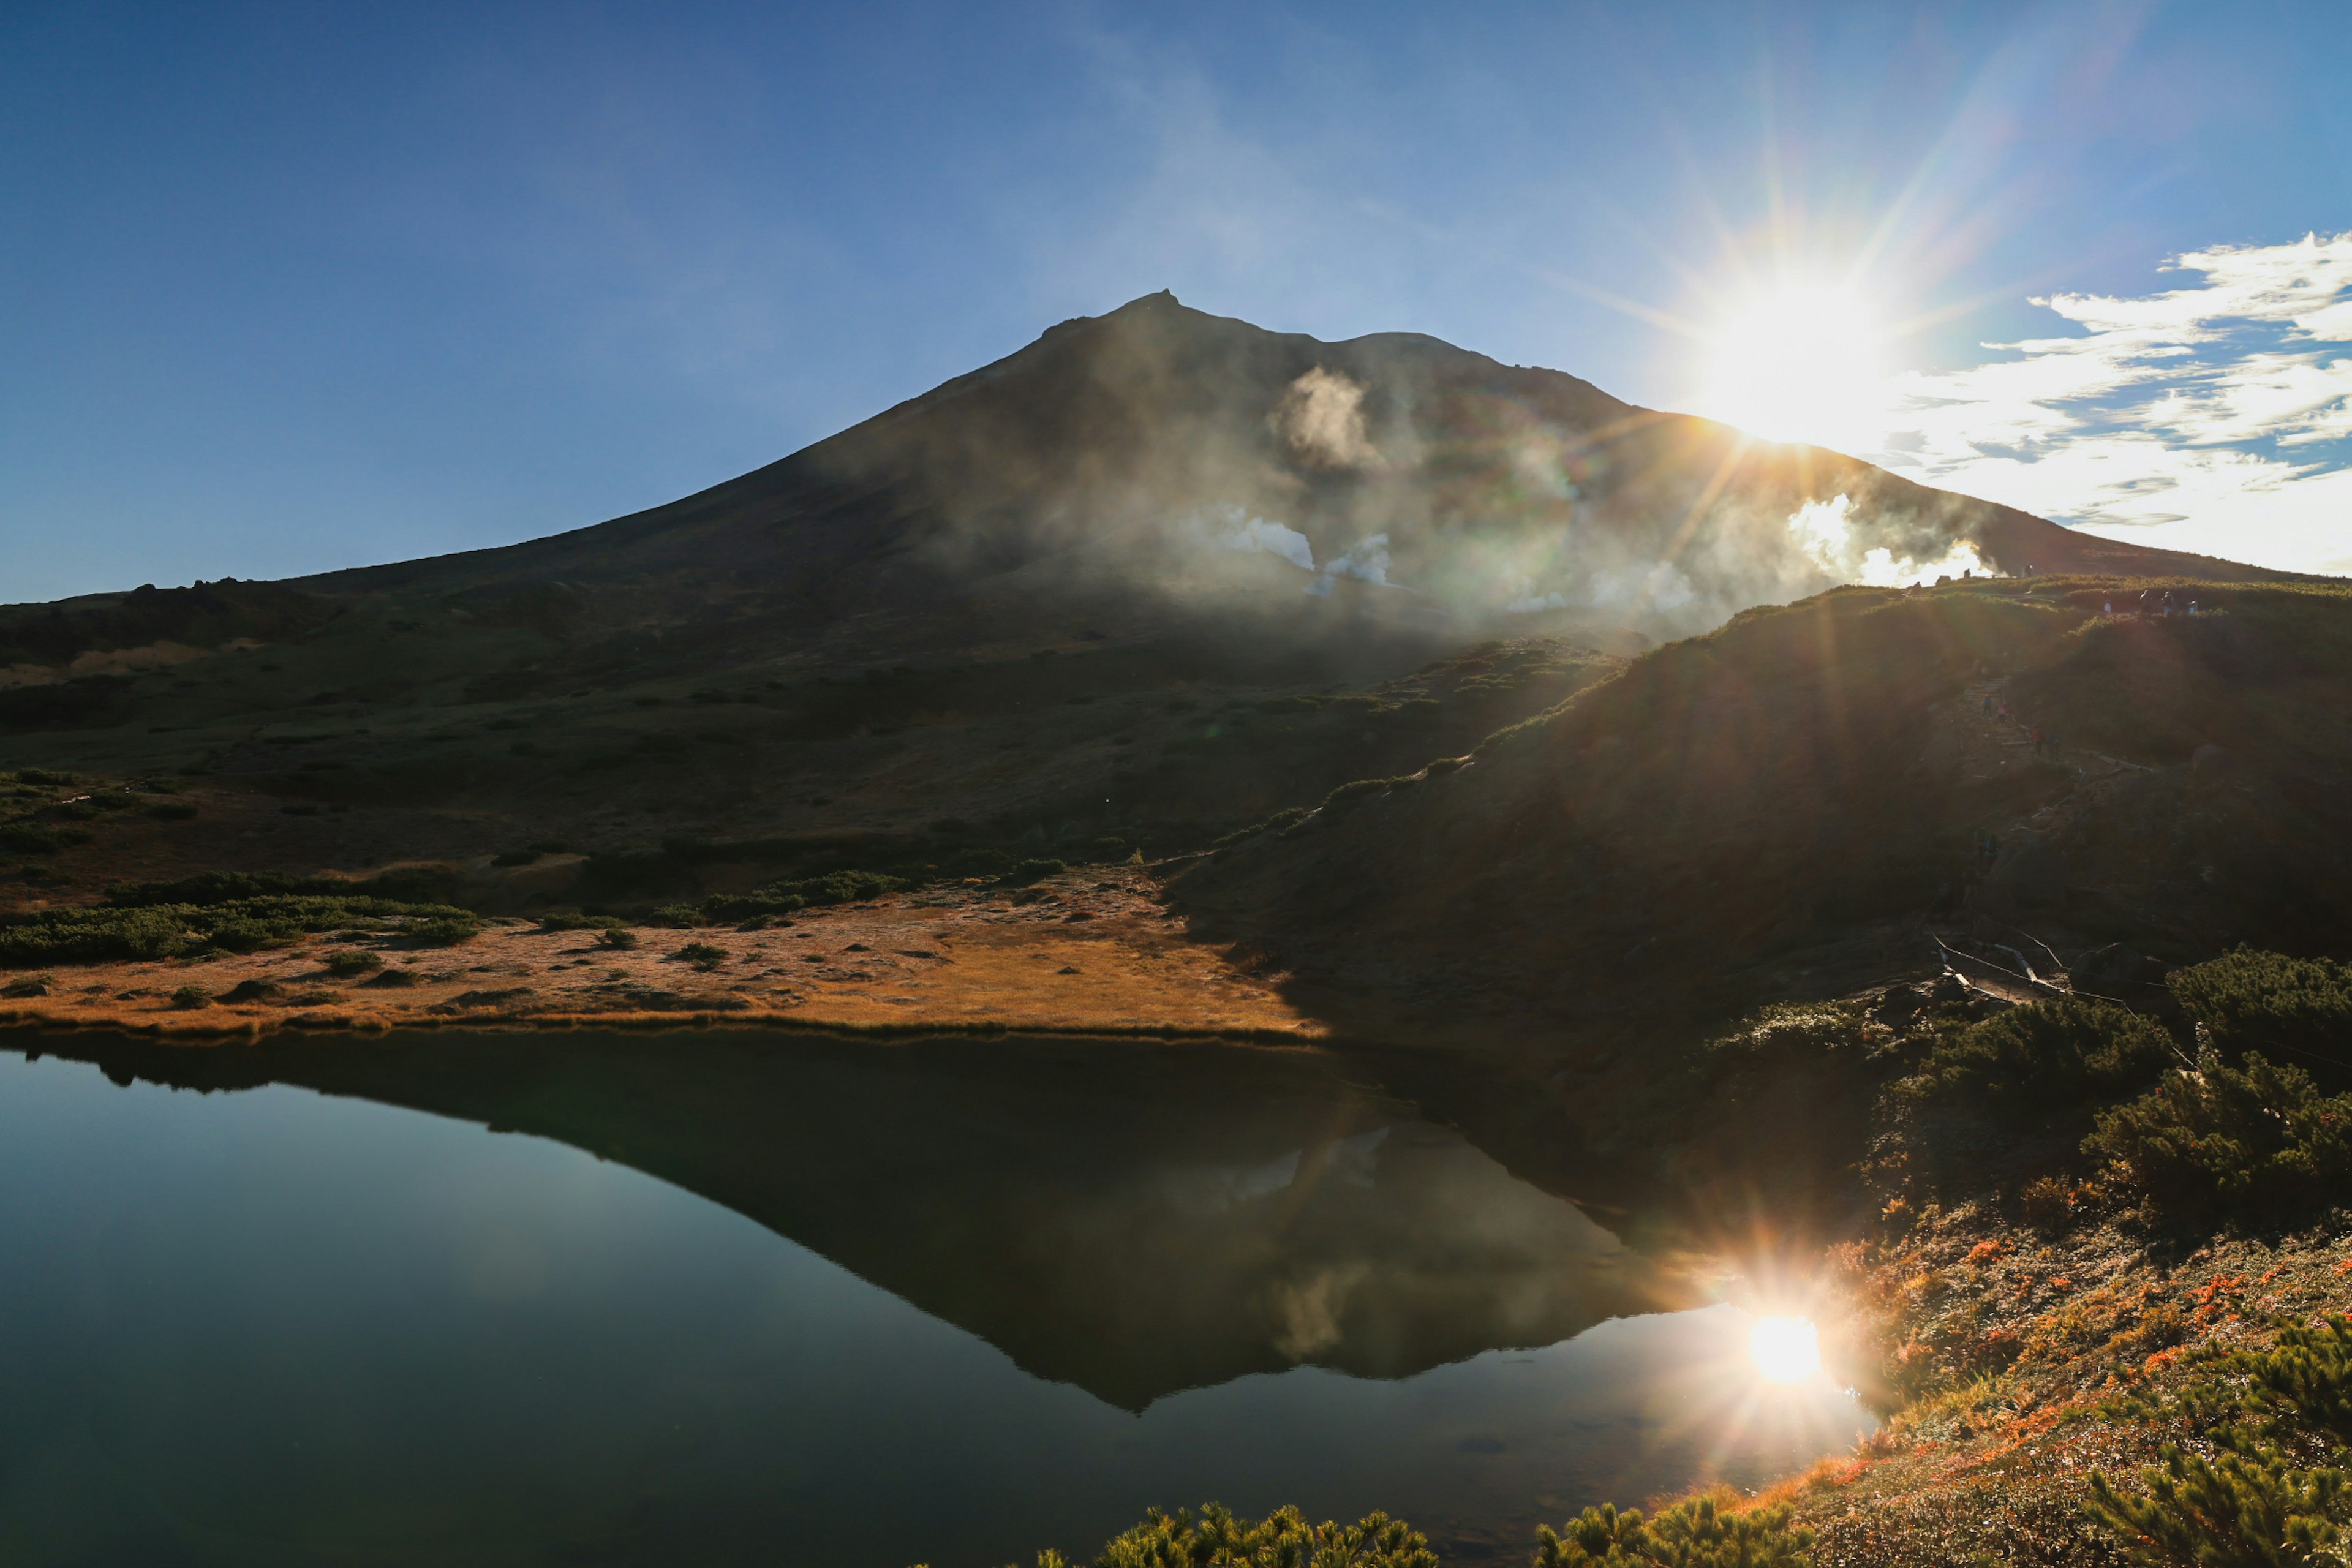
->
(597, 927, 640, 950)
(1536, 1498, 1814, 1567)
(364, 968, 419, 988)
(2170, 949, 2352, 1092)
(1213, 807, 1307, 849)
(2, 973, 56, 998)
(701, 869, 908, 921)
(1709, 1001, 1875, 1070)
(0, 823, 71, 854)
(222, 979, 281, 1003)
(2087, 1316, 2352, 1564)
(676, 941, 728, 972)
(2084, 1052, 2352, 1222)
(403, 914, 478, 946)
(209, 918, 296, 953)
(109, 871, 338, 907)
(171, 984, 211, 1009)
(0, 894, 477, 968)
(1898, 998, 2175, 1125)
(536, 912, 620, 933)
(325, 950, 383, 977)
(1087, 1504, 1435, 1568)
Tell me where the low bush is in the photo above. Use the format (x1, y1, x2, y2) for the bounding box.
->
(110, 871, 339, 907)
(2169, 949, 2352, 1092)
(2087, 1316, 2352, 1564)
(1088, 1504, 1435, 1568)
(597, 927, 640, 950)
(1896, 998, 2176, 1128)
(171, 984, 210, 1009)
(1708, 1001, 1878, 1071)
(403, 914, 478, 946)
(537, 912, 620, 933)
(0, 823, 75, 854)
(1, 973, 55, 998)
(0, 895, 471, 968)
(1213, 807, 1307, 850)
(701, 869, 908, 921)
(222, 979, 281, 1003)
(2084, 1051, 2352, 1223)
(325, 950, 383, 977)
(676, 941, 728, 971)
(1010, 858, 1065, 883)
(1535, 1498, 1814, 1568)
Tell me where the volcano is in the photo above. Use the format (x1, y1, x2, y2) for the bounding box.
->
(301, 289, 2262, 653)
(0, 292, 2295, 912)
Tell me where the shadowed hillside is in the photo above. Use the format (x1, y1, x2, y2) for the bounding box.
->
(1179, 578, 2352, 1048)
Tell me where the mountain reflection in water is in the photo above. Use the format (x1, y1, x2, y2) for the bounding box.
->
(0, 1030, 1871, 1566)
(39, 1029, 1677, 1409)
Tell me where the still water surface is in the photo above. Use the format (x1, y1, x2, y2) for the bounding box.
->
(0, 1031, 1869, 1566)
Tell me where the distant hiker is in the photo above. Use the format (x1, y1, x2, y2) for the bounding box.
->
(2032, 725, 2046, 755)
(1999, 701, 2010, 722)
(2162, 590, 2175, 616)
(2104, 598, 2113, 614)
(2188, 599, 2199, 616)
(1981, 693, 1994, 717)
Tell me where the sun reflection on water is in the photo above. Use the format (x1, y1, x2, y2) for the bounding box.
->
(1747, 1315, 1823, 1385)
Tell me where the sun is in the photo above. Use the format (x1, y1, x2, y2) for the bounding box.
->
(1747, 1314, 1823, 1385)
(1700, 284, 1888, 453)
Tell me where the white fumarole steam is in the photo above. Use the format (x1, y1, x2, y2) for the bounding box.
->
(1306, 534, 1391, 598)
(1273, 367, 1381, 469)
(1506, 560, 1696, 615)
(1787, 495, 1992, 587)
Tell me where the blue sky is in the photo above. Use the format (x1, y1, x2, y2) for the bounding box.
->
(6, 1, 2351, 601)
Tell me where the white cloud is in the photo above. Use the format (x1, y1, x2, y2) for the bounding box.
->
(1875, 231, 2352, 574)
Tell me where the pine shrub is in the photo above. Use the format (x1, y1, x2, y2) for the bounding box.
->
(2169, 949, 2352, 1092)
(1898, 998, 2175, 1126)
(2084, 1052, 2352, 1223)
(1535, 1496, 1814, 1567)
(1089, 1503, 1436, 1568)
(2087, 1317, 2352, 1563)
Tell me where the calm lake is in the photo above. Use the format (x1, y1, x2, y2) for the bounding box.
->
(0, 1030, 1871, 1566)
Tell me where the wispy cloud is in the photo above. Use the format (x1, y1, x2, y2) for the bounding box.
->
(1879, 232, 2352, 574)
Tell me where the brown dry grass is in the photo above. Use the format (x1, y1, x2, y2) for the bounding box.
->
(0, 869, 1325, 1044)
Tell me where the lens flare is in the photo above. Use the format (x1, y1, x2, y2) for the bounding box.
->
(1700, 285, 1887, 453)
(1748, 1315, 1822, 1384)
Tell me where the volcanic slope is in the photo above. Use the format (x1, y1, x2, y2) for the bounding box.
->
(1179, 576, 2352, 1050)
(0, 293, 2286, 914)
